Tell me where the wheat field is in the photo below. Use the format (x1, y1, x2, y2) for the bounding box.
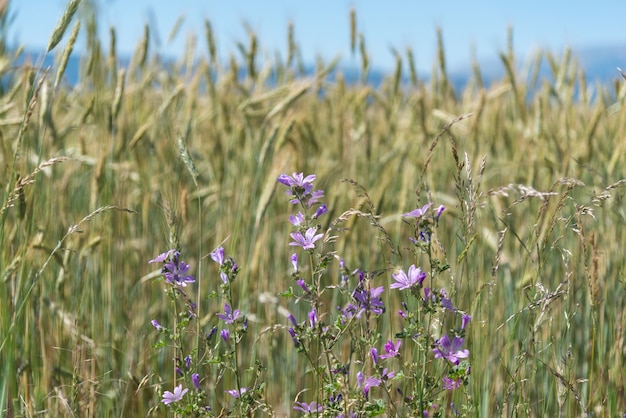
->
(1, 1, 625, 416)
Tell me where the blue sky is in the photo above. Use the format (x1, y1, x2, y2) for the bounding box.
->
(9, 1, 626, 73)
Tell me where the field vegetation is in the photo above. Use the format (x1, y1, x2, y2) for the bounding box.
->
(1, 0, 625, 416)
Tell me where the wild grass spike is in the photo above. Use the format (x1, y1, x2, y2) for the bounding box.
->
(46, 0, 81, 53)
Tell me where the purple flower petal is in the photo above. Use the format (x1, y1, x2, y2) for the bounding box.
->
(433, 335, 470, 364)
(380, 339, 402, 359)
(210, 247, 225, 265)
(313, 204, 328, 219)
(402, 203, 433, 218)
(225, 387, 248, 398)
(162, 384, 188, 405)
(293, 401, 323, 413)
(391, 265, 426, 290)
(217, 303, 241, 324)
(462, 314, 472, 330)
(192, 373, 201, 390)
(435, 204, 446, 220)
(291, 253, 299, 271)
(289, 227, 323, 250)
(149, 249, 175, 263)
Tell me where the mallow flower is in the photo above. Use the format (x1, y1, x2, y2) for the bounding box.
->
(162, 384, 188, 405)
(433, 335, 470, 364)
(390, 265, 426, 290)
(289, 227, 323, 250)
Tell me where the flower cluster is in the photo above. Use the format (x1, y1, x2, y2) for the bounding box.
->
(149, 171, 471, 416)
(350, 276, 385, 317)
(149, 249, 195, 287)
(403, 202, 446, 245)
(336, 270, 386, 323)
(278, 172, 328, 256)
(149, 250, 214, 413)
(276, 174, 472, 414)
(277, 172, 325, 207)
(210, 246, 239, 284)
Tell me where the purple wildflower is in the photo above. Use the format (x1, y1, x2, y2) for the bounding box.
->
(313, 204, 328, 219)
(289, 212, 305, 226)
(277, 172, 319, 205)
(461, 314, 472, 330)
(210, 247, 225, 265)
(352, 285, 385, 317)
(162, 384, 188, 405)
(291, 253, 299, 271)
(370, 347, 380, 365)
(277, 172, 316, 191)
(288, 327, 300, 347)
(435, 204, 446, 220)
(402, 203, 433, 218)
(184, 355, 192, 369)
(151, 319, 163, 331)
(442, 297, 455, 311)
(293, 401, 323, 413)
(380, 339, 401, 359)
(219, 271, 228, 284)
(225, 387, 248, 398)
(149, 249, 175, 263)
(391, 265, 426, 290)
(433, 335, 470, 364)
(381, 368, 395, 380)
(308, 308, 317, 328)
(289, 227, 323, 250)
(296, 279, 311, 294)
(357, 371, 381, 398)
(337, 303, 358, 321)
(150, 250, 195, 286)
(220, 329, 230, 343)
(286, 312, 298, 327)
(210, 247, 228, 283)
(329, 393, 343, 404)
(418, 229, 431, 242)
(206, 326, 218, 340)
(442, 376, 462, 390)
(217, 303, 241, 324)
(308, 189, 324, 206)
(340, 258, 348, 283)
(192, 373, 201, 390)
(162, 252, 195, 286)
(440, 288, 456, 311)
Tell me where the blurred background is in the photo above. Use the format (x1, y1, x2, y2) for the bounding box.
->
(8, 0, 626, 83)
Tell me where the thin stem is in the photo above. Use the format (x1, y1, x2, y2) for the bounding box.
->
(195, 191, 202, 359)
